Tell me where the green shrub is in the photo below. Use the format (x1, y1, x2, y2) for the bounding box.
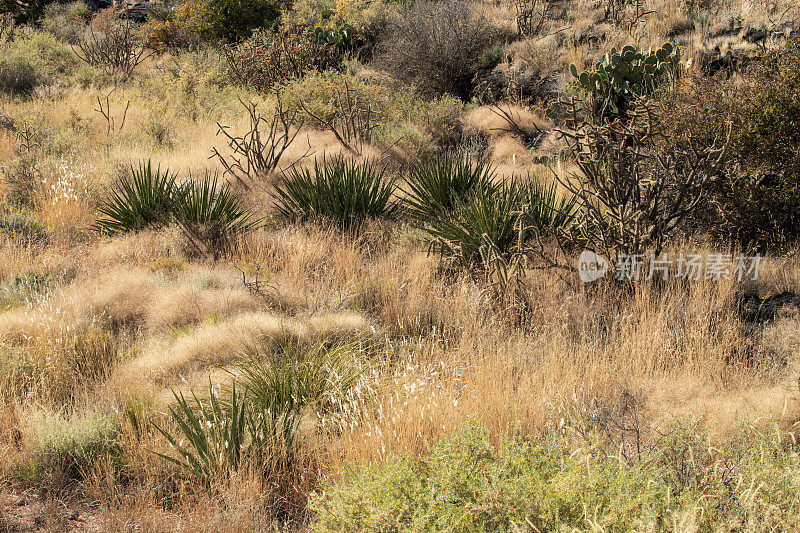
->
(663, 38, 800, 250)
(154, 339, 367, 487)
(0, 31, 75, 96)
(311, 423, 800, 532)
(17, 409, 117, 484)
(174, 0, 282, 43)
(718, 38, 800, 249)
(153, 384, 255, 483)
(408, 159, 575, 269)
(273, 156, 398, 230)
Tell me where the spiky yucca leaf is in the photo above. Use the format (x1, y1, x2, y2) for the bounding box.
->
(93, 161, 178, 234)
(426, 180, 525, 266)
(273, 156, 398, 230)
(404, 154, 498, 224)
(152, 383, 249, 483)
(518, 176, 578, 233)
(174, 172, 259, 253)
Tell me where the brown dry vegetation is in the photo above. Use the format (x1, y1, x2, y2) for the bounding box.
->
(1, 0, 800, 530)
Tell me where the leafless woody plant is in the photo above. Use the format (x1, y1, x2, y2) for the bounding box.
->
(211, 92, 309, 188)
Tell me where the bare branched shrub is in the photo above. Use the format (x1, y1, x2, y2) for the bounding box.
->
(373, 0, 498, 99)
(600, 0, 654, 29)
(551, 97, 730, 262)
(211, 93, 308, 188)
(298, 80, 375, 155)
(74, 15, 149, 78)
(514, 0, 553, 37)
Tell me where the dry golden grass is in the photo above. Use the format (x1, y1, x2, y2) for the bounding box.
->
(1, 5, 799, 528)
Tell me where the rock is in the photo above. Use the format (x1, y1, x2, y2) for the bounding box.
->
(738, 291, 800, 323)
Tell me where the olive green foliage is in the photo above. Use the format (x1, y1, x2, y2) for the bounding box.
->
(717, 38, 800, 249)
(16, 410, 118, 484)
(177, 0, 282, 42)
(570, 43, 680, 119)
(312, 423, 800, 532)
(664, 38, 800, 250)
(273, 156, 398, 230)
(0, 31, 76, 95)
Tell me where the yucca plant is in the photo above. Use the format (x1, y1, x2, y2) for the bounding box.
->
(273, 156, 398, 230)
(426, 180, 525, 267)
(152, 383, 252, 483)
(404, 154, 498, 224)
(518, 175, 578, 234)
(174, 172, 259, 257)
(93, 161, 178, 234)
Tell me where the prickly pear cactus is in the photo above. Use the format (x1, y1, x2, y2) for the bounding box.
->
(569, 43, 680, 119)
(312, 25, 354, 54)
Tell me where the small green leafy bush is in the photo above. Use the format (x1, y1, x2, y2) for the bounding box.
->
(0, 31, 76, 96)
(273, 156, 398, 230)
(311, 423, 800, 532)
(174, 0, 282, 43)
(16, 410, 118, 484)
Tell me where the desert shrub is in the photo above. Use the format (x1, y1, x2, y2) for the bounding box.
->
(74, 11, 150, 79)
(0, 31, 76, 95)
(373, 0, 499, 99)
(211, 96, 305, 187)
(173, 0, 282, 43)
(716, 39, 800, 249)
(224, 28, 338, 92)
(42, 1, 90, 44)
(409, 157, 576, 272)
(273, 156, 398, 230)
(17, 410, 117, 485)
(154, 384, 256, 483)
(154, 339, 366, 506)
(403, 154, 498, 223)
(663, 39, 800, 250)
(0, 0, 48, 24)
(312, 423, 800, 532)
